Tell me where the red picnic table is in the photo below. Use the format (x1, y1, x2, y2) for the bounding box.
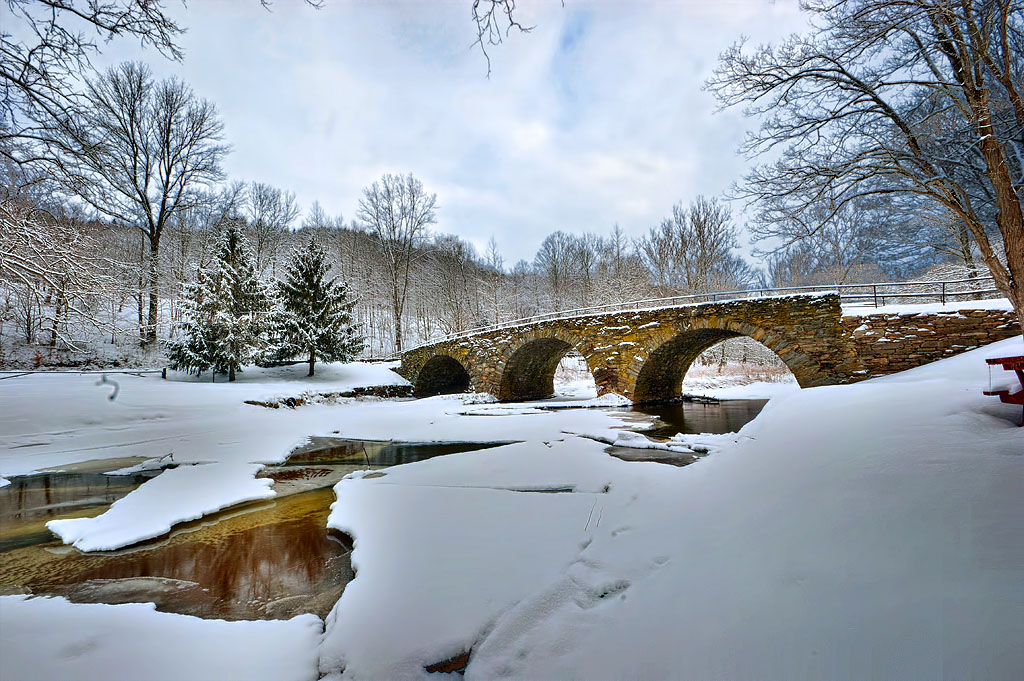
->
(984, 355, 1024, 426)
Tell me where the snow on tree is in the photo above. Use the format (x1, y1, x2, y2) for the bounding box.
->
(166, 221, 273, 381)
(164, 267, 219, 378)
(272, 238, 364, 376)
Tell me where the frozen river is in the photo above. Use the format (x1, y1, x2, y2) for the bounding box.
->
(0, 399, 769, 619)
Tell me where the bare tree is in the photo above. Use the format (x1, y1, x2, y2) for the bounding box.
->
(753, 191, 884, 285)
(483, 236, 505, 324)
(599, 224, 652, 304)
(59, 61, 227, 343)
(471, 0, 532, 76)
(567, 232, 602, 307)
(533, 231, 574, 311)
(2, 0, 320, 183)
(708, 0, 1024, 327)
(357, 173, 437, 353)
(246, 181, 299, 274)
(639, 196, 753, 295)
(429, 234, 479, 334)
(1, 1, 183, 184)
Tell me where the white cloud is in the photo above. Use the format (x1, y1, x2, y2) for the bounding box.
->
(93, 0, 810, 265)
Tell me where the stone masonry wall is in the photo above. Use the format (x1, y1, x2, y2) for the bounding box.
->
(843, 307, 1021, 378)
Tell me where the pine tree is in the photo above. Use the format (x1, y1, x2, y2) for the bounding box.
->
(165, 267, 220, 378)
(273, 238, 364, 376)
(166, 222, 274, 381)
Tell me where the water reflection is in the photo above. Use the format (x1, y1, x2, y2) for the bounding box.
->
(0, 439, 505, 620)
(630, 399, 769, 438)
(0, 472, 158, 553)
(283, 438, 506, 467)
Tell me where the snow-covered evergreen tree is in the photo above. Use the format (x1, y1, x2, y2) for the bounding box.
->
(273, 238, 364, 376)
(165, 266, 219, 378)
(166, 222, 273, 381)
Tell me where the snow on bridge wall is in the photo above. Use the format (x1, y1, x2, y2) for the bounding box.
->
(398, 294, 1021, 403)
(844, 307, 1021, 376)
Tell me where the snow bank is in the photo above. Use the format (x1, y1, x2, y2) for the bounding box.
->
(325, 395, 629, 444)
(567, 423, 747, 457)
(841, 296, 1013, 316)
(542, 392, 632, 408)
(46, 462, 274, 551)
(682, 379, 801, 400)
(0, 596, 321, 681)
(164, 359, 410, 391)
(458, 392, 632, 414)
(319, 337, 1024, 680)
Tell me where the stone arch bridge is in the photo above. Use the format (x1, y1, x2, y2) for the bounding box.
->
(398, 294, 1020, 403)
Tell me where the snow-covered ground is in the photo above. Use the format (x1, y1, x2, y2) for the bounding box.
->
(3, 334, 1022, 680)
(0, 596, 321, 681)
(317, 335, 1024, 680)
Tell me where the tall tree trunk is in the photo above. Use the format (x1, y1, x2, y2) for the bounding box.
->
(308, 349, 316, 377)
(145, 237, 160, 345)
(49, 293, 59, 347)
(974, 134, 1024, 331)
(137, 253, 145, 343)
(393, 289, 403, 354)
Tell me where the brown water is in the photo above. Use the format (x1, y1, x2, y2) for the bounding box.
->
(0, 470, 160, 553)
(0, 486, 350, 620)
(0, 440, 503, 620)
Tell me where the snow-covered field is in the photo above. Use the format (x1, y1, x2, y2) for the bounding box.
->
(2, 336, 1023, 680)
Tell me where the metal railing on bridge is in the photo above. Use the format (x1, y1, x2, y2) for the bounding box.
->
(374, 275, 1002, 357)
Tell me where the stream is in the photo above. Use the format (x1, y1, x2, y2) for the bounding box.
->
(0, 399, 769, 620)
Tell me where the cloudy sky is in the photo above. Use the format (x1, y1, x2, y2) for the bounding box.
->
(98, 0, 810, 265)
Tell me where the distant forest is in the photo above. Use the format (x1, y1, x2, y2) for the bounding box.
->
(0, 170, 985, 364)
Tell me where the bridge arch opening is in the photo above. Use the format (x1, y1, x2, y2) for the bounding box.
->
(554, 349, 599, 398)
(633, 328, 803, 403)
(414, 354, 471, 398)
(681, 337, 798, 395)
(499, 337, 586, 402)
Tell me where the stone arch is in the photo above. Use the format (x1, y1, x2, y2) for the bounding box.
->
(629, 319, 819, 403)
(497, 330, 594, 402)
(413, 353, 471, 398)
